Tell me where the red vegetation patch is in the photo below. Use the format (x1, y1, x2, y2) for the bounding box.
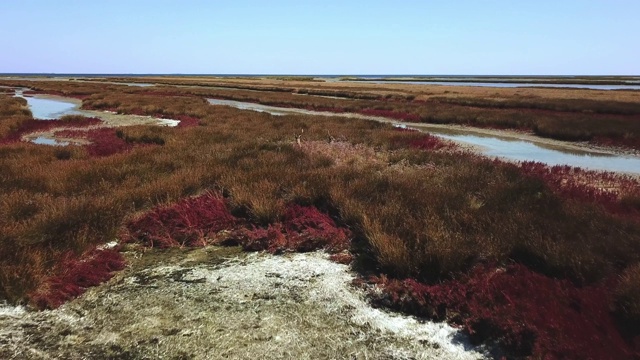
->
(174, 115, 201, 127)
(56, 128, 134, 157)
(593, 135, 640, 154)
(123, 192, 237, 248)
(232, 204, 352, 254)
(282, 204, 352, 252)
(233, 224, 287, 253)
(54, 129, 93, 140)
(124, 196, 352, 258)
(369, 265, 637, 359)
(517, 161, 640, 219)
(28, 248, 125, 310)
(407, 134, 453, 151)
(0, 117, 102, 144)
(390, 128, 456, 151)
(85, 128, 134, 157)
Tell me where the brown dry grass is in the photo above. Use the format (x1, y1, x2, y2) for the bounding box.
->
(616, 264, 640, 324)
(0, 82, 639, 315)
(0, 95, 31, 138)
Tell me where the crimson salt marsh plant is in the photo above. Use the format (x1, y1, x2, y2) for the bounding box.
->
(123, 192, 237, 248)
(368, 264, 636, 359)
(231, 204, 352, 254)
(28, 248, 125, 309)
(517, 161, 640, 219)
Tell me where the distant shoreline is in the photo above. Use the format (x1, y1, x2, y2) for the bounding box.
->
(339, 76, 640, 86)
(2, 74, 640, 86)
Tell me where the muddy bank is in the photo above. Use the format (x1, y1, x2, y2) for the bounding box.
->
(0, 247, 488, 359)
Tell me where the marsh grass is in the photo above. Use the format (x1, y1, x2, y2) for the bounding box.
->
(1, 81, 640, 357)
(616, 264, 640, 326)
(4, 78, 640, 149)
(0, 95, 32, 139)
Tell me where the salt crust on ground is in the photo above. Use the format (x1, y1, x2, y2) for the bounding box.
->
(0, 250, 488, 359)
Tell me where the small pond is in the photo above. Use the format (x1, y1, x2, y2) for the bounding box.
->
(31, 136, 69, 146)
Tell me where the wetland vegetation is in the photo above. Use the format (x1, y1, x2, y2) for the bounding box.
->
(1, 76, 640, 359)
(72, 76, 640, 150)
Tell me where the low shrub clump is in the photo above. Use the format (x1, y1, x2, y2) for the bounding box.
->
(124, 194, 352, 255)
(28, 247, 125, 309)
(230, 204, 352, 254)
(55, 128, 133, 157)
(0, 95, 30, 118)
(115, 129, 165, 146)
(123, 192, 237, 248)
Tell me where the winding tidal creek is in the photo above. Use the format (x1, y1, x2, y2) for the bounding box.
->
(207, 98, 640, 175)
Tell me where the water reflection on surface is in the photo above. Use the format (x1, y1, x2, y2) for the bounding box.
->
(436, 133, 640, 173)
(15, 90, 81, 119)
(31, 136, 69, 146)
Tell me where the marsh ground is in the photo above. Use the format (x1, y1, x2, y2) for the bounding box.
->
(1, 76, 639, 359)
(0, 247, 488, 360)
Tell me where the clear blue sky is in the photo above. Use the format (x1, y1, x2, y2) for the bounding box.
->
(1, 0, 638, 75)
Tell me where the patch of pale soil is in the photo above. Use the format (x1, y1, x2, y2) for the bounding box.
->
(81, 110, 180, 128)
(0, 302, 26, 317)
(0, 248, 489, 359)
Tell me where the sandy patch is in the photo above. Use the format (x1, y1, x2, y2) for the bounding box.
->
(0, 248, 489, 359)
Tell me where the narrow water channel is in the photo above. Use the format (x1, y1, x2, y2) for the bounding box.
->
(207, 98, 640, 174)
